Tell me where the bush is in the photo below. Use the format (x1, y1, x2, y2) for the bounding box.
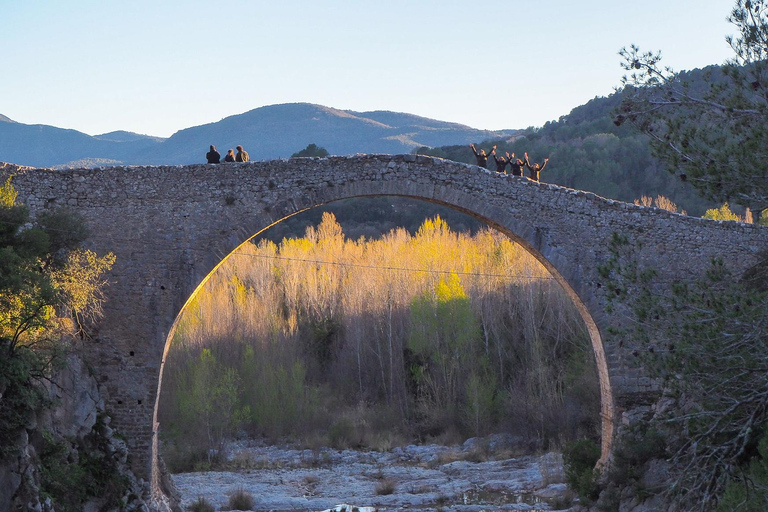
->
(188, 496, 215, 512)
(227, 487, 254, 511)
(375, 478, 397, 495)
(327, 417, 356, 449)
(563, 438, 601, 502)
(608, 428, 666, 485)
(717, 430, 768, 511)
(38, 417, 130, 512)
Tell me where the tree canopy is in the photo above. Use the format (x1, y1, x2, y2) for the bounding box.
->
(291, 143, 329, 158)
(0, 176, 114, 459)
(616, 0, 768, 212)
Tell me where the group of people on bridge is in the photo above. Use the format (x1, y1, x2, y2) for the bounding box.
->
(203, 142, 548, 182)
(206, 145, 250, 163)
(470, 143, 549, 182)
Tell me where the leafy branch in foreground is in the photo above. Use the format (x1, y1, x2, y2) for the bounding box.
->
(0, 176, 115, 459)
(616, 0, 768, 212)
(601, 233, 768, 510)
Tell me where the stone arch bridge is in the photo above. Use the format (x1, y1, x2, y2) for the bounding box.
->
(4, 155, 767, 498)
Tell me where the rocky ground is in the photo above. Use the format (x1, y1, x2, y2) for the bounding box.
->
(171, 435, 575, 512)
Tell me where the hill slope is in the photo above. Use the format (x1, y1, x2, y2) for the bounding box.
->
(0, 121, 164, 168)
(415, 67, 726, 216)
(0, 103, 516, 167)
(144, 103, 516, 164)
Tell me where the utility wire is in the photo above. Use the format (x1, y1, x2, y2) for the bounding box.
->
(225, 250, 559, 281)
(0, 217, 559, 281)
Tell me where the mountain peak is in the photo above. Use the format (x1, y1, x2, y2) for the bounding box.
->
(94, 130, 165, 143)
(0, 114, 16, 123)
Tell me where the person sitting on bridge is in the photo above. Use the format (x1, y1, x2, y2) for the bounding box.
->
(524, 152, 549, 182)
(235, 145, 250, 162)
(470, 143, 496, 169)
(223, 149, 236, 162)
(492, 152, 511, 173)
(206, 145, 220, 164)
(508, 153, 526, 177)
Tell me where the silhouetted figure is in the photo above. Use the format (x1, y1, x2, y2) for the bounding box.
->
(206, 145, 221, 164)
(524, 152, 549, 182)
(470, 143, 496, 169)
(235, 145, 250, 162)
(508, 153, 525, 176)
(224, 149, 236, 162)
(493, 152, 511, 173)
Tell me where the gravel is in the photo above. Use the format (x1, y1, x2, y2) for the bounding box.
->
(171, 437, 574, 511)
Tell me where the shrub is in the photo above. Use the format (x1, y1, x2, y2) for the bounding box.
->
(188, 496, 215, 512)
(227, 487, 254, 511)
(717, 429, 768, 511)
(375, 478, 397, 495)
(608, 428, 666, 485)
(563, 438, 601, 502)
(327, 417, 356, 449)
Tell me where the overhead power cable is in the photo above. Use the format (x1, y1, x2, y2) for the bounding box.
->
(0, 218, 560, 281)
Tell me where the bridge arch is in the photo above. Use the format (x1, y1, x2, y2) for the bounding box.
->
(5, 155, 767, 500)
(157, 192, 615, 461)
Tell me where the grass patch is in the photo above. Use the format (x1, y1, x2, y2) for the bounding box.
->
(188, 496, 215, 512)
(227, 487, 254, 510)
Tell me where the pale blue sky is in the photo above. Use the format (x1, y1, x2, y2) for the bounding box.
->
(1, 0, 735, 138)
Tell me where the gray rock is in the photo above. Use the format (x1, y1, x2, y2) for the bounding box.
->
(173, 437, 572, 511)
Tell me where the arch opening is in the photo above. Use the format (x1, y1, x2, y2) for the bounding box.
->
(152, 195, 614, 485)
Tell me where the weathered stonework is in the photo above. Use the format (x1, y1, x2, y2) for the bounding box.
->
(3, 155, 767, 504)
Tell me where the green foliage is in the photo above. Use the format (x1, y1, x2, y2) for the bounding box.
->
(39, 432, 88, 512)
(160, 214, 600, 453)
(462, 368, 499, 437)
(241, 346, 313, 438)
(327, 417, 357, 449)
(39, 417, 130, 512)
(415, 95, 714, 216)
(703, 202, 741, 222)
(35, 208, 89, 256)
(607, 427, 667, 490)
(0, 177, 17, 207)
(602, 232, 768, 508)
(408, 273, 481, 411)
(173, 349, 247, 458)
(291, 143, 329, 158)
(563, 438, 601, 502)
(717, 430, 768, 511)
(0, 348, 50, 459)
(617, 1, 768, 210)
(0, 180, 114, 463)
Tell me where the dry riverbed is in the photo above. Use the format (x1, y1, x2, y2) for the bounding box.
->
(171, 435, 575, 511)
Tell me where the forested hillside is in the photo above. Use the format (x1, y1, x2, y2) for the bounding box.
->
(158, 214, 599, 470)
(416, 70, 725, 217)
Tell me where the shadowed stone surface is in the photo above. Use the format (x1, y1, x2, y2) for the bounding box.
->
(3, 155, 767, 504)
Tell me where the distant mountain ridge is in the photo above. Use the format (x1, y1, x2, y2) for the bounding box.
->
(0, 103, 517, 168)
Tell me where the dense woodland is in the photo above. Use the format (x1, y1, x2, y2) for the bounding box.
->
(158, 214, 600, 470)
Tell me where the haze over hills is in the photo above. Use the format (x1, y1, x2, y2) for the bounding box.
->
(0, 114, 165, 168)
(0, 103, 517, 168)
